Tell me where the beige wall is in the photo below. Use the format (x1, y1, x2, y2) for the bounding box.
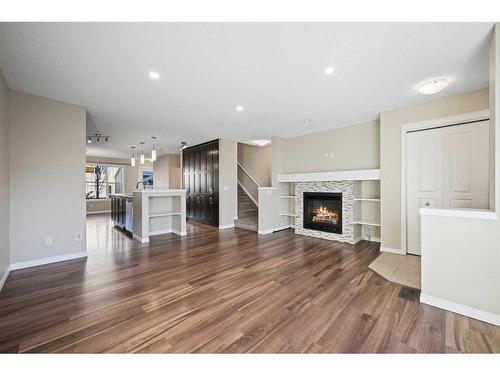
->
(274, 120, 379, 175)
(219, 139, 238, 227)
(237, 143, 272, 186)
(0, 70, 10, 283)
(153, 154, 181, 189)
(9, 91, 87, 264)
(380, 88, 489, 251)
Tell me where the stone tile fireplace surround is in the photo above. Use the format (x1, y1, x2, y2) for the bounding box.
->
(295, 181, 354, 243)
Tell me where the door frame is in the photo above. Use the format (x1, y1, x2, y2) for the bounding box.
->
(400, 110, 490, 255)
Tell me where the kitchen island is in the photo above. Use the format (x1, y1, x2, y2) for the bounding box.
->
(132, 189, 187, 243)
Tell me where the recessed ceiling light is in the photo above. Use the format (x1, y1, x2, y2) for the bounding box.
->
(253, 139, 271, 147)
(417, 78, 449, 95)
(304, 119, 312, 123)
(149, 71, 160, 80)
(236, 105, 244, 112)
(324, 66, 335, 75)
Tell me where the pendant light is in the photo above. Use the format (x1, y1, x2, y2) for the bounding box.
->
(151, 136, 157, 162)
(130, 146, 136, 167)
(140, 141, 145, 165)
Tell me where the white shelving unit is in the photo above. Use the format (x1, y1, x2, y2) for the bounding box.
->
(148, 211, 182, 218)
(353, 180, 381, 242)
(278, 182, 296, 228)
(132, 190, 187, 243)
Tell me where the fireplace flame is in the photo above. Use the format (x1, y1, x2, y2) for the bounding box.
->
(312, 205, 339, 224)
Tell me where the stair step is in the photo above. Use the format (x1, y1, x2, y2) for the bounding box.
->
(234, 215, 258, 232)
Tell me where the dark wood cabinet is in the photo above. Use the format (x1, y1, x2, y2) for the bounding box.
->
(183, 139, 219, 226)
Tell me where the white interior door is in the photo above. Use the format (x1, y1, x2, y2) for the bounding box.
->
(406, 120, 490, 255)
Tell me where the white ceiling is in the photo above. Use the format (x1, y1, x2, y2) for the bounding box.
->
(0, 23, 494, 158)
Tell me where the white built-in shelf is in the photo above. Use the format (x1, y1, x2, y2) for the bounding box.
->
(278, 169, 380, 183)
(279, 195, 297, 199)
(352, 218, 381, 227)
(353, 198, 381, 202)
(149, 212, 182, 218)
(280, 213, 297, 217)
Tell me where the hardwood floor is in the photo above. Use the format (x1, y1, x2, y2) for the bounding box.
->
(0, 214, 499, 353)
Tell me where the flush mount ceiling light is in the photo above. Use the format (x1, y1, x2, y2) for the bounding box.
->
(236, 105, 244, 112)
(417, 78, 449, 95)
(304, 119, 313, 123)
(253, 139, 271, 147)
(149, 71, 160, 80)
(324, 66, 335, 75)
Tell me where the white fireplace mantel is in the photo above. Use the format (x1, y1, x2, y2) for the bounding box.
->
(277, 169, 380, 183)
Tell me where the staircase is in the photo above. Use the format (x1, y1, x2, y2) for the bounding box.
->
(234, 184, 258, 232)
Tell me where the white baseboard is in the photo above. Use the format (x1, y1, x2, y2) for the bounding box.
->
(0, 266, 10, 292)
(354, 236, 381, 244)
(149, 229, 187, 237)
(133, 233, 149, 243)
(86, 210, 111, 215)
(258, 225, 291, 235)
(380, 246, 404, 254)
(9, 251, 88, 271)
(420, 293, 500, 327)
(219, 224, 235, 229)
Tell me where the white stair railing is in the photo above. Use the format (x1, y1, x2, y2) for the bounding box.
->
(237, 162, 260, 206)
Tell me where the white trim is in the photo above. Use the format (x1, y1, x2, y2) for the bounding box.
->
(420, 293, 500, 327)
(277, 169, 380, 183)
(86, 198, 111, 202)
(380, 246, 405, 254)
(237, 180, 259, 207)
(86, 210, 111, 215)
(258, 225, 291, 234)
(148, 229, 187, 237)
(354, 236, 381, 244)
(9, 252, 88, 271)
(133, 233, 149, 243)
(420, 207, 497, 220)
(237, 162, 261, 187)
(400, 110, 491, 255)
(219, 223, 235, 229)
(0, 266, 11, 292)
(257, 187, 277, 190)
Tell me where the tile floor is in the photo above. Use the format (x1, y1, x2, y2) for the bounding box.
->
(369, 252, 421, 289)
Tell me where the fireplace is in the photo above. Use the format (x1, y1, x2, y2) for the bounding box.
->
(303, 192, 342, 234)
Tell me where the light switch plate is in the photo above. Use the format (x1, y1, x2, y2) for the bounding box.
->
(44, 236, 53, 246)
(75, 232, 83, 241)
(223, 186, 229, 191)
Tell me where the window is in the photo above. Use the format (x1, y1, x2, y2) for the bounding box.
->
(85, 164, 124, 199)
(142, 170, 154, 187)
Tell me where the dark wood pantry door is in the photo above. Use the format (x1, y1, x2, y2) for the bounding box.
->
(182, 139, 219, 226)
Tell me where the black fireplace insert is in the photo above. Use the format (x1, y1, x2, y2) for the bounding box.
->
(303, 192, 342, 234)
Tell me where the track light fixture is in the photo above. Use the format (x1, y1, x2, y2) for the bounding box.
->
(180, 141, 187, 150)
(86, 133, 111, 143)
